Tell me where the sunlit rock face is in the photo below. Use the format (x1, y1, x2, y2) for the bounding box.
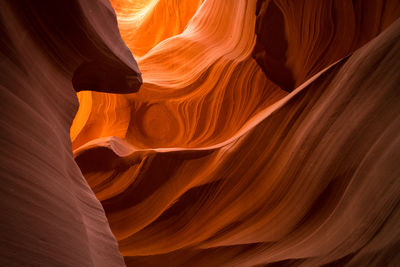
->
(1, 0, 400, 266)
(69, 0, 400, 266)
(72, 0, 285, 150)
(0, 0, 140, 266)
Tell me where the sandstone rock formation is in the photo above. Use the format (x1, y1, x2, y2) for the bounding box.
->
(254, 0, 400, 92)
(1, 0, 400, 266)
(0, 1, 141, 266)
(72, 0, 400, 266)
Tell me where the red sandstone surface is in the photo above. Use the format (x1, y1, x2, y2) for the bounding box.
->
(1, 0, 400, 266)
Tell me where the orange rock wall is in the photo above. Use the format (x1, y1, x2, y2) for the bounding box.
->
(1, 0, 399, 266)
(71, 0, 400, 266)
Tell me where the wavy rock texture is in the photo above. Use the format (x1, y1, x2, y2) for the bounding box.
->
(0, 0, 141, 266)
(72, 0, 287, 150)
(111, 0, 204, 58)
(254, 0, 400, 92)
(2, 0, 400, 266)
(69, 0, 400, 266)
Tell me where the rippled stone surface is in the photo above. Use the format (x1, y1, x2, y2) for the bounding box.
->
(0, 1, 140, 266)
(1, 0, 400, 266)
(72, 1, 400, 266)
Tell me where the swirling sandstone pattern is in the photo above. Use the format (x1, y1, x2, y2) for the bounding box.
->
(0, 0, 141, 266)
(1, 0, 400, 266)
(71, 0, 400, 266)
(254, 0, 400, 91)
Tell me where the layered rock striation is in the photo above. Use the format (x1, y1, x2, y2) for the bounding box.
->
(1, 0, 400, 266)
(0, 0, 141, 266)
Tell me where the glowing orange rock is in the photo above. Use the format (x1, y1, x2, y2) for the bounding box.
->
(71, 0, 400, 266)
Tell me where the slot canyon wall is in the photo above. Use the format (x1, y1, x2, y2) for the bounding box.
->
(1, 0, 400, 266)
(0, 0, 140, 266)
